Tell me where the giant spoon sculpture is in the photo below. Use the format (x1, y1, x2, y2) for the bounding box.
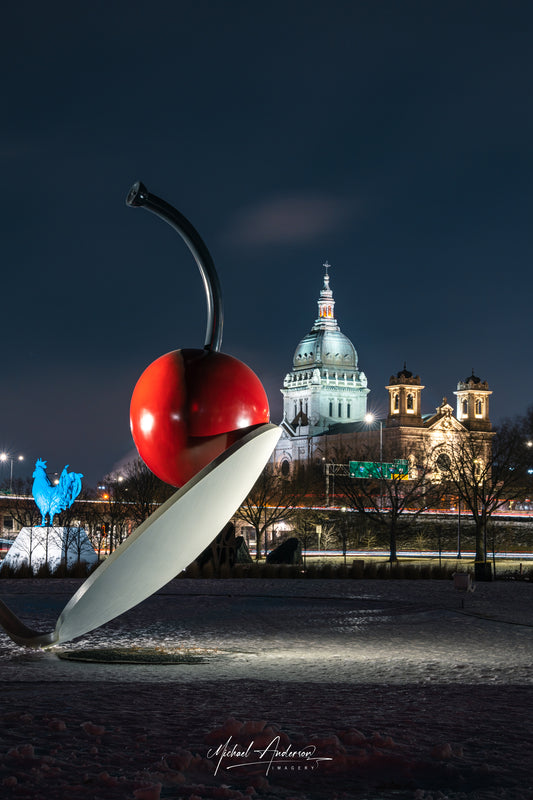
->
(0, 182, 281, 648)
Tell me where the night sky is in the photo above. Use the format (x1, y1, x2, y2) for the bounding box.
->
(1, 1, 531, 488)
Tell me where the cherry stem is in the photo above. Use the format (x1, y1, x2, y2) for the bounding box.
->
(126, 181, 223, 352)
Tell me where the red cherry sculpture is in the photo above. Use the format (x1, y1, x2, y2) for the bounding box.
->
(130, 348, 269, 487)
(126, 182, 270, 487)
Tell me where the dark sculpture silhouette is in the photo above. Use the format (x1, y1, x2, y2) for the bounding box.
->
(266, 537, 302, 565)
(197, 522, 253, 570)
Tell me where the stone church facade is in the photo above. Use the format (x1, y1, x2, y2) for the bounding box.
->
(272, 267, 493, 478)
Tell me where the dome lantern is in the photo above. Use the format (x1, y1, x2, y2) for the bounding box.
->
(314, 261, 339, 331)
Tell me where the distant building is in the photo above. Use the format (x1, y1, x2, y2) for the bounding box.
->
(272, 266, 493, 478)
(274, 265, 369, 473)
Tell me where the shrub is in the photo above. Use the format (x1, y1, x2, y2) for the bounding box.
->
(0, 561, 34, 578)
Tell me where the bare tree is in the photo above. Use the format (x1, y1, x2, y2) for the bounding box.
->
(235, 465, 311, 559)
(82, 503, 107, 560)
(117, 459, 174, 527)
(435, 417, 529, 563)
(316, 513, 340, 551)
(3, 482, 43, 569)
(96, 481, 132, 553)
(5, 482, 41, 529)
(335, 441, 443, 563)
(290, 509, 323, 567)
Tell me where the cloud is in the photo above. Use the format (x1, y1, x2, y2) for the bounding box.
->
(225, 192, 354, 247)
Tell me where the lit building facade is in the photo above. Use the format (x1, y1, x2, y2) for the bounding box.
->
(274, 265, 370, 473)
(272, 267, 493, 478)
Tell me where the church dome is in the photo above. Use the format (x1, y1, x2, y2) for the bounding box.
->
(293, 328, 358, 370)
(292, 264, 358, 372)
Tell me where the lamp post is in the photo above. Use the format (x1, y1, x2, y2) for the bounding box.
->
(341, 506, 348, 566)
(457, 499, 462, 559)
(365, 413, 383, 463)
(365, 413, 383, 510)
(0, 453, 24, 494)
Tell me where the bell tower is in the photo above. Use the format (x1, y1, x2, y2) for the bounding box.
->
(386, 365, 424, 428)
(454, 372, 492, 431)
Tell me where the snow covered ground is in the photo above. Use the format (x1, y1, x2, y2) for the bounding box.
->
(0, 577, 532, 799)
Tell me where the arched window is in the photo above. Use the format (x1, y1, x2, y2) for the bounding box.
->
(407, 393, 414, 411)
(475, 399, 483, 417)
(462, 399, 468, 416)
(329, 401, 333, 416)
(281, 460, 290, 477)
(436, 452, 452, 472)
(338, 402, 342, 418)
(347, 403, 351, 419)
(393, 393, 399, 412)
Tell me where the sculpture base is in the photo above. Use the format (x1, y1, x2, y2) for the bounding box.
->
(1, 527, 98, 573)
(58, 647, 210, 664)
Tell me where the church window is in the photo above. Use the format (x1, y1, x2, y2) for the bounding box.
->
(347, 403, 351, 419)
(329, 401, 333, 416)
(393, 393, 399, 412)
(281, 460, 290, 477)
(462, 399, 468, 417)
(407, 393, 414, 411)
(436, 452, 451, 472)
(475, 399, 483, 417)
(338, 402, 342, 417)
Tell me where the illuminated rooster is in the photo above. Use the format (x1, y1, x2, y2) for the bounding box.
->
(32, 459, 83, 527)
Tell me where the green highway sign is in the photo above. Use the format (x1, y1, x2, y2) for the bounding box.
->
(349, 459, 409, 479)
(349, 461, 382, 479)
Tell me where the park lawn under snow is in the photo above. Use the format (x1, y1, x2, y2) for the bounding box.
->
(0, 577, 532, 799)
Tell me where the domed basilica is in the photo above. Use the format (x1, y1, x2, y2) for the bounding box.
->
(281, 264, 369, 434)
(272, 265, 493, 475)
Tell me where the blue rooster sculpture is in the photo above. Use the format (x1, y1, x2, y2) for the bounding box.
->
(32, 459, 83, 527)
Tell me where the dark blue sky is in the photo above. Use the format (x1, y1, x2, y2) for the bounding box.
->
(1, 1, 531, 487)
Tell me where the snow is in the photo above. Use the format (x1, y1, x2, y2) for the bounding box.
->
(0, 577, 532, 799)
(1, 527, 97, 572)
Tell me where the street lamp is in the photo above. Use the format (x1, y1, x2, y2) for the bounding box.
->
(0, 453, 24, 494)
(364, 413, 383, 461)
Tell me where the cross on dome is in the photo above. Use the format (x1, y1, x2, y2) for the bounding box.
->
(321, 261, 332, 296)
